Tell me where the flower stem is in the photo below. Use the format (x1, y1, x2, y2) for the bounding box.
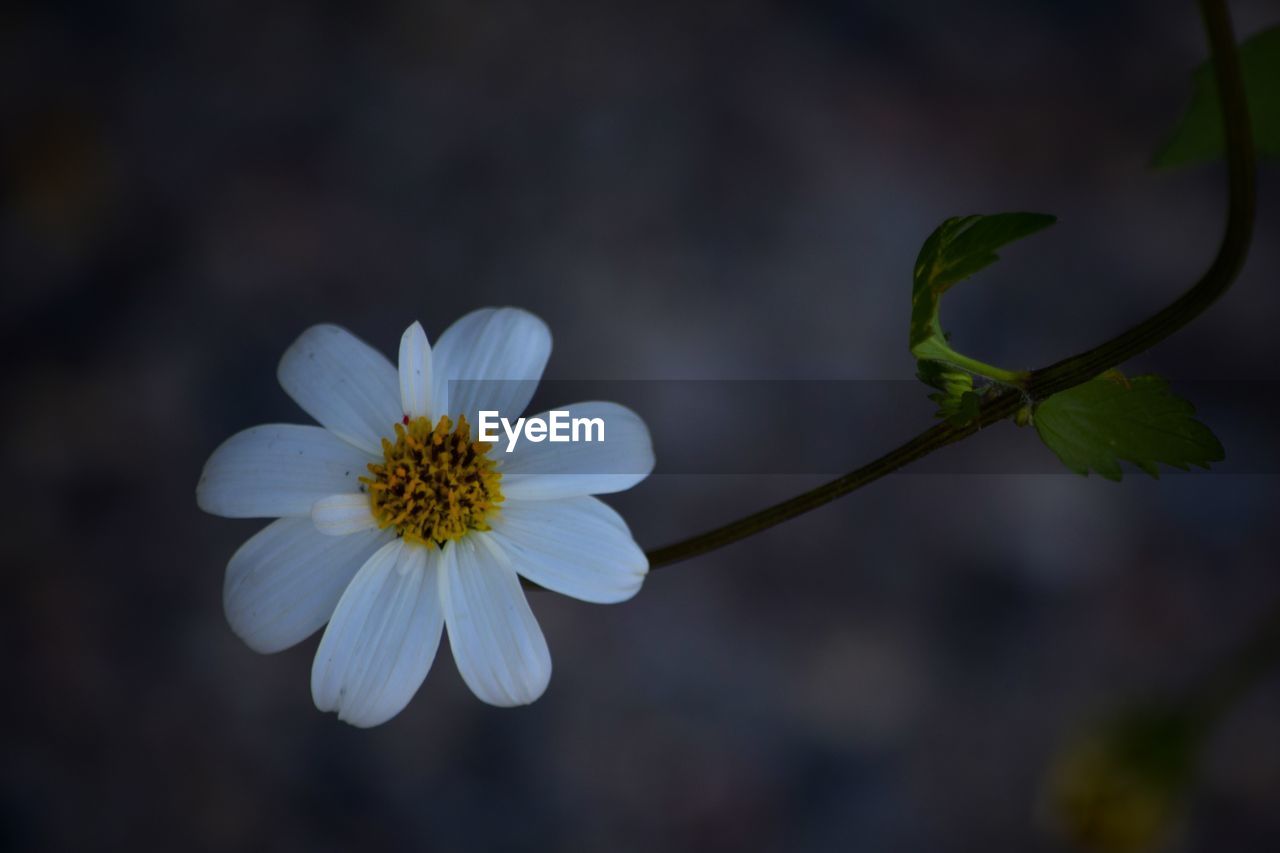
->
(645, 0, 1255, 571)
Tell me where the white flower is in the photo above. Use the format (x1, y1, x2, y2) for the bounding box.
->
(197, 308, 654, 727)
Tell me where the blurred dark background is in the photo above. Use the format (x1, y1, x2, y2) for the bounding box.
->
(4, 1, 1280, 850)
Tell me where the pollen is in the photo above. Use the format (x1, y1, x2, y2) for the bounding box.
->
(361, 414, 503, 547)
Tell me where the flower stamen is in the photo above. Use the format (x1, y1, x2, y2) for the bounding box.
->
(361, 414, 503, 547)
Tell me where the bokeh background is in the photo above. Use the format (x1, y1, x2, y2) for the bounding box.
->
(4, 1, 1280, 850)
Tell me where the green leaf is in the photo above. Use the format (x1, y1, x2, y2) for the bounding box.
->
(1154, 25, 1280, 168)
(917, 359, 983, 426)
(1033, 373, 1224, 481)
(909, 212, 1056, 377)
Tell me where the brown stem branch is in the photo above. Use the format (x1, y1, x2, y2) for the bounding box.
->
(644, 0, 1256, 571)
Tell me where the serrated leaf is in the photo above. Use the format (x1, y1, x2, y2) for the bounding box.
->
(1154, 25, 1280, 168)
(909, 212, 1056, 358)
(917, 359, 982, 426)
(1033, 374, 1224, 481)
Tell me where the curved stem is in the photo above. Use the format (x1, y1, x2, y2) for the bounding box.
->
(926, 344, 1031, 389)
(645, 0, 1255, 571)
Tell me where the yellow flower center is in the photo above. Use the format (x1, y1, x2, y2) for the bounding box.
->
(361, 414, 503, 547)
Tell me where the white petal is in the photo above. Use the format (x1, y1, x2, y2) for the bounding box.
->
(489, 496, 648, 604)
(398, 321, 432, 421)
(497, 402, 655, 500)
(312, 493, 379, 536)
(429, 308, 551, 429)
(311, 541, 445, 728)
(197, 424, 374, 518)
(277, 324, 402, 454)
(440, 536, 552, 706)
(224, 517, 392, 653)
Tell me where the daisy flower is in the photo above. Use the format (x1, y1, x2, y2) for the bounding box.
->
(197, 308, 654, 727)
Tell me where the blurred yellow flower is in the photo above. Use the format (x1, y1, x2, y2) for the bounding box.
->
(1043, 706, 1201, 853)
